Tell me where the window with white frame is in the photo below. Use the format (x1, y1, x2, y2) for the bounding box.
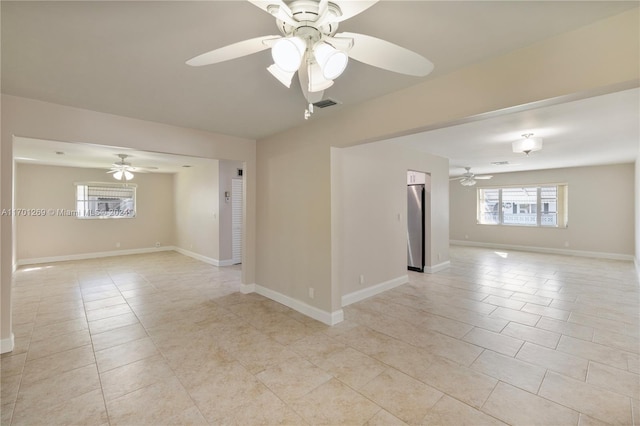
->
(75, 183, 136, 219)
(477, 184, 568, 227)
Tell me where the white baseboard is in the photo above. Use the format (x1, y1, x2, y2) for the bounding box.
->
(16, 246, 175, 266)
(342, 275, 408, 307)
(0, 333, 15, 354)
(425, 261, 451, 273)
(246, 283, 343, 326)
(173, 247, 231, 267)
(240, 283, 256, 294)
(450, 240, 635, 262)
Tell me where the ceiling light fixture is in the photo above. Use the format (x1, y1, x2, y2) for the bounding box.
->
(271, 36, 306, 73)
(113, 170, 134, 181)
(313, 42, 348, 80)
(186, 0, 434, 120)
(513, 133, 543, 156)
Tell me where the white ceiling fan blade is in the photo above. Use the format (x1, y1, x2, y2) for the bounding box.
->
(247, 0, 298, 26)
(315, 0, 330, 23)
(333, 0, 378, 22)
(338, 32, 434, 77)
(186, 35, 280, 67)
(475, 176, 493, 180)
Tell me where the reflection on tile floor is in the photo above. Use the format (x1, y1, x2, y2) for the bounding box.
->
(1, 247, 638, 425)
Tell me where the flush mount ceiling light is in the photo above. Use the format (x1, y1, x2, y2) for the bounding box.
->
(186, 0, 434, 119)
(513, 133, 543, 156)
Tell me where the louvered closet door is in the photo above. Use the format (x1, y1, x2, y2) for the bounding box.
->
(231, 178, 243, 265)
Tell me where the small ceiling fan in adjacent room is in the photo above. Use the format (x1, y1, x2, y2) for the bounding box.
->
(107, 154, 157, 181)
(186, 0, 434, 118)
(450, 167, 493, 186)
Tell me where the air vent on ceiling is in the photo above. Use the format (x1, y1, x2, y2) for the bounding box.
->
(312, 98, 341, 109)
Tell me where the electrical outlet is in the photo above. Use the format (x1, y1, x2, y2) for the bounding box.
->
(155, 242, 161, 248)
(115, 242, 120, 248)
(359, 275, 365, 285)
(308, 287, 314, 299)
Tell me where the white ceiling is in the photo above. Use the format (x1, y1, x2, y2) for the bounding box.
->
(3, 1, 639, 176)
(14, 137, 215, 174)
(387, 87, 640, 177)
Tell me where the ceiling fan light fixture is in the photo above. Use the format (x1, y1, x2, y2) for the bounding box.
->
(313, 42, 348, 80)
(460, 178, 476, 187)
(513, 133, 543, 156)
(267, 64, 295, 88)
(113, 170, 134, 181)
(307, 62, 334, 92)
(271, 36, 306, 73)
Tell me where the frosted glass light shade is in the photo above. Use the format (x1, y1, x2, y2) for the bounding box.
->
(113, 170, 134, 181)
(313, 42, 348, 80)
(308, 62, 334, 92)
(271, 37, 306, 73)
(267, 64, 295, 88)
(512, 137, 543, 155)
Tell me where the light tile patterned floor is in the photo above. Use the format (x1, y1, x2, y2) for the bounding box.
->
(1, 246, 638, 425)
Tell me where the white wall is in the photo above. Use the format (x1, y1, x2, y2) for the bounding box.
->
(332, 142, 449, 304)
(173, 160, 219, 262)
(15, 163, 175, 261)
(450, 163, 635, 258)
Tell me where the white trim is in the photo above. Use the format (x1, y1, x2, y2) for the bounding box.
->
(252, 284, 343, 326)
(240, 283, 256, 294)
(342, 275, 408, 307)
(451, 240, 635, 261)
(635, 258, 640, 286)
(173, 247, 233, 267)
(16, 246, 175, 266)
(425, 261, 451, 274)
(0, 333, 15, 354)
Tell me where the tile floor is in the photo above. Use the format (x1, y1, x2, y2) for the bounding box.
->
(1, 246, 638, 425)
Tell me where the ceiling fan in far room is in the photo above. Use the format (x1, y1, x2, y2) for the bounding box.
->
(107, 154, 157, 181)
(186, 0, 434, 119)
(450, 167, 493, 187)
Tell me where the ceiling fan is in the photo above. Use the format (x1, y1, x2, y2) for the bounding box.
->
(107, 154, 156, 181)
(186, 0, 434, 118)
(450, 167, 493, 187)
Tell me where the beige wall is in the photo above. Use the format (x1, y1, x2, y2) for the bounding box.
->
(1, 95, 256, 351)
(256, 9, 639, 317)
(173, 161, 219, 261)
(449, 164, 635, 257)
(15, 163, 175, 260)
(332, 142, 449, 300)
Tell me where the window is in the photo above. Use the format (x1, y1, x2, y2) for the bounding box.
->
(477, 184, 567, 227)
(75, 183, 136, 219)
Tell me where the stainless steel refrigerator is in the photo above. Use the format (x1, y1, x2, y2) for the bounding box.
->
(407, 184, 425, 272)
